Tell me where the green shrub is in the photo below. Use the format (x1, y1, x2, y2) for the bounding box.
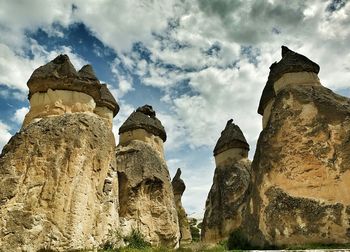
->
(124, 229, 151, 249)
(190, 225, 200, 242)
(227, 229, 250, 250)
(102, 228, 123, 250)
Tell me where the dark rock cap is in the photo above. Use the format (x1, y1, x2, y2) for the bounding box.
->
(119, 104, 167, 142)
(172, 168, 186, 196)
(257, 46, 320, 115)
(27, 54, 119, 116)
(78, 64, 99, 80)
(213, 119, 249, 156)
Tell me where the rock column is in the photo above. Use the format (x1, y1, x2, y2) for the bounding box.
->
(172, 168, 192, 245)
(245, 46, 350, 247)
(201, 119, 251, 243)
(0, 55, 120, 252)
(116, 105, 180, 247)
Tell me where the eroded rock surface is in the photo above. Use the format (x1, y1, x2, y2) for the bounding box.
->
(116, 105, 180, 247)
(244, 46, 350, 247)
(0, 55, 119, 251)
(172, 168, 192, 245)
(0, 114, 119, 252)
(202, 119, 251, 243)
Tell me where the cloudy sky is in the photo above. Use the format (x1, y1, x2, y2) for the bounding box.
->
(0, 0, 349, 218)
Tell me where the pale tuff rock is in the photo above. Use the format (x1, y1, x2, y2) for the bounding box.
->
(0, 56, 120, 251)
(244, 46, 350, 247)
(117, 105, 180, 247)
(171, 168, 192, 245)
(24, 54, 119, 128)
(0, 114, 119, 252)
(202, 119, 251, 243)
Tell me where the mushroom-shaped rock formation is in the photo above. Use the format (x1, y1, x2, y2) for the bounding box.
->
(213, 119, 249, 163)
(242, 46, 350, 248)
(202, 119, 251, 243)
(119, 104, 167, 157)
(119, 104, 166, 142)
(258, 46, 321, 128)
(0, 56, 119, 251)
(23, 54, 119, 128)
(171, 168, 192, 245)
(116, 105, 180, 247)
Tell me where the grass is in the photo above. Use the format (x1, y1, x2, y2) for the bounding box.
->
(285, 243, 350, 250)
(40, 227, 350, 252)
(96, 243, 230, 252)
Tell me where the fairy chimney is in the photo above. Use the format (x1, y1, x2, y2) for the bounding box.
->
(202, 119, 251, 243)
(116, 105, 180, 247)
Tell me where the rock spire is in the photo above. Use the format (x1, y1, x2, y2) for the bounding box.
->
(172, 168, 192, 245)
(202, 119, 251, 243)
(116, 105, 180, 247)
(243, 46, 350, 248)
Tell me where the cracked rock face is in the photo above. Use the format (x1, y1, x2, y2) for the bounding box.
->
(172, 168, 192, 245)
(202, 120, 251, 243)
(116, 106, 180, 247)
(0, 114, 119, 252)
(244, 47, 350, 247)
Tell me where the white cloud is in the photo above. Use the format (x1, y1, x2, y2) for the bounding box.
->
(0, 0, 74, 49)
(0, 43, 40, 92)
(12, 107, 29, 125)
(72, 0, 180, 52)
(0, 121, 12, 151)
(117, 79, 134, 98)
(112, 100, 135, 145)
(0, 40, 87, 96)
(169, 62, 264, 152)
(157, 112, 186, 151)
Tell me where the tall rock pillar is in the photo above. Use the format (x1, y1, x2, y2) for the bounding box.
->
(201, 119, 251, 243)
(172, 168, 192, 245)
(116, 105, 180, 247)
(0, 55, 120, 251)
(245, 46, 350, 247)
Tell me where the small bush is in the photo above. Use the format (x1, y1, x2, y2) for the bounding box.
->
(227, 229, 250, 250)
(190, 226, 200, 242)
(102, 228, 123, 250)
(124, 229, 151, 249)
